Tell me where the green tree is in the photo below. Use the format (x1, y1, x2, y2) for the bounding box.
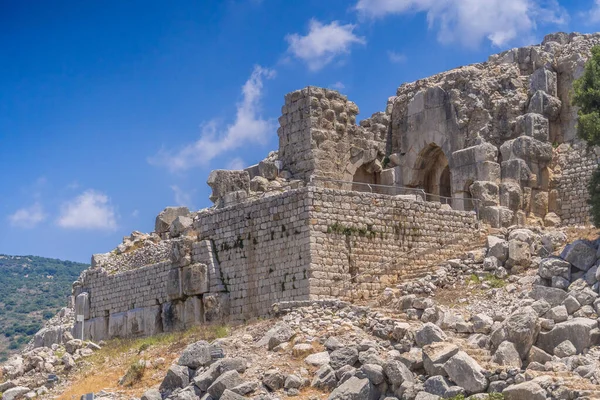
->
(573, 45, 600, 226)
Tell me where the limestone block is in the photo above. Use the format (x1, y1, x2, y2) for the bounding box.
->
(469, 181, 499, 206)
(250, 176, 269, 192)
(258, 160, 279, 180)
(499, 182, 522, 211)
(167, 268, 182, 300)
(516, 113, 549, 141)
(170, 216, 193, 238)
(528, 90, 562, 120)
(243, 164, 260, 179)
(126, 308, 145, 337)
(86, 317, 108, 342)
(108, 312, 128, 338)
(452, 143, 498, 167)
(204, 293, 230, 322)
(207, 170, 250, 203)
(501, 159, 535, 185)
(532, 190, 549, 217)
(183, 296, 204, 328)
(529, 67, 557, 97)
(425, 86, 447, 108)
(155, 207, 190, 233)
(182, 263, 209, 296)
(143, 305, 163, 336)
(162, 301, 185, 333)
(407, 91, 425, 116)
(500, 136, 553, 164)
(75, 292, 90, 320)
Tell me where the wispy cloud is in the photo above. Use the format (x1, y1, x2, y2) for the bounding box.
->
(329, 82, 346, 91)
(227, 157, 245, 170)
(286, 20, 366, 71)
(355, 0, 568, 47)
(590, 0, 600, 23)
(57, 190, 117, 230)
(171, 185, 194, 208)
(8, 203, 47, 228)
(149, 66, 276, 172)
(387, 51, 407, 63)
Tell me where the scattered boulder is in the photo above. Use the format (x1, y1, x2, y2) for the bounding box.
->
(415, 323, 447, 347)
(503, 381, 546, 400)
(262, 369, 285, 391)
(492, 341, 522, 368)
(560, 240, 596, 271)
(155, 207, 190, 233)
(1, 387, 30, 400)
(159, 365, 190, 394)
(491, 306, 539, 358)
(328, 376, 371, 400)
(536, 318, 598, 354)
(266, 323, 294, 350)
(422, 343, 459, 377)
(330, 347, 359, 370)
(443, 351, 488, 394)
(207, 370, 244, 399)
(178, 340, 212, 368)
(554, 340, 577, 358)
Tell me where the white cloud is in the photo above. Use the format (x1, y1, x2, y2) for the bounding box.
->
(355, 0, 568, 47)
(57, 190, 117, 230)
(149, 66, 276, 172)
(227, 157, 246, 170)
(286, 20, 366, 71)
(131, 209, 140, 218)
(171, 185, 193, 208)
(330, 82, 346, 91)
(387, 51, 407, 63)
(590, 0, 600, 23)
(8, 203, 46, 228)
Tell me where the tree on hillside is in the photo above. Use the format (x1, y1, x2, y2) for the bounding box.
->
(573, 45, 600, 226)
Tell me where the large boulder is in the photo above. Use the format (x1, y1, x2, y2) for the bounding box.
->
(159, 365, 190, 394)
(506, 239, 531, 268)
(490, 306, 540, 359)
(487, 236, 509, 262)
(529, 285, 568, 307)
(328, 377, 372, 400)
(538, 257, 571, 280)
(492, 341, 522, 368)
(155, 207, 190, 234)
(536, 318, 598, 354)
(1, 387, 30, 400)
(178, 340, 212, 369)
(422, 343, 459, 376)
(415, 323, 447, 347)
(503, 381, 546, 400)
(443, 351, 488, 394)
(207, 170, 250, 204)
(561, 240, 597, 271)
(383, 359, 415, 386)
(265, 323, 294, 350)
(330, 347, 359, 370)
(207, 370, 244, 399)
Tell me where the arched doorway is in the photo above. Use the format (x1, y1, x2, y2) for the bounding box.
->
(416, 144, 451, 203)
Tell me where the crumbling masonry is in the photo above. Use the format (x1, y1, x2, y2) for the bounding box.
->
(64, 32, 600, 343)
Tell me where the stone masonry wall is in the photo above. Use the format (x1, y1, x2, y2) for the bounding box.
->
(194, 188, 313, 320)
(307, 188, 479, 300)
(556, 142, 600, 225)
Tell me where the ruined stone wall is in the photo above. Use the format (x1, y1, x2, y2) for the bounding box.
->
(556, 142, 600, 225)
(278, 86, 389, 183)
(306, 188, 479, 301)
(194, 188, 313, 320)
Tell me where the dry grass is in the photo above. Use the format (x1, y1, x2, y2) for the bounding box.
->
(55, 324, 229, 400)
(563, 226, 599, 243)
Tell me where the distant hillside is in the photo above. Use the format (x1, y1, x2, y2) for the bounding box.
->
(0, 254, 88, 361)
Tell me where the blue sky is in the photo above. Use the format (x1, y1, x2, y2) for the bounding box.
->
(1, 0, 599, 263)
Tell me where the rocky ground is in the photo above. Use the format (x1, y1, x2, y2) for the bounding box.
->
(2, 226, 600, 400)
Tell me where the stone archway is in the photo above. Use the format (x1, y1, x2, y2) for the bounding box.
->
(416, 143, 451, 202)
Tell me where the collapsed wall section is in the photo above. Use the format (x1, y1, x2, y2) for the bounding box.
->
(307, 188, 479, 300)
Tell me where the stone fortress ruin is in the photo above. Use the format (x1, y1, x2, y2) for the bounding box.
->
(59, 32, 600, 345)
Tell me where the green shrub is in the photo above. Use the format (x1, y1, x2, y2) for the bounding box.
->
(119, 360, 146, 387)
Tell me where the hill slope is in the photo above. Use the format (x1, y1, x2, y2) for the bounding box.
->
(0, 254, 87, 361)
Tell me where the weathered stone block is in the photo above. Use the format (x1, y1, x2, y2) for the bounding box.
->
(108, 312, 128, 338)
(167, 268, 182, 300)
(155, 207, 190, 233)
(182, 263, 209, 296)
